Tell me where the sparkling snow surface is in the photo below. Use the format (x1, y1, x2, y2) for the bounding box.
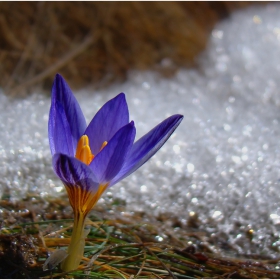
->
(2, 4, 280, 256)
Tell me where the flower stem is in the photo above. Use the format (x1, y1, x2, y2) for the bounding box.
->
(61, 213, 88, 271)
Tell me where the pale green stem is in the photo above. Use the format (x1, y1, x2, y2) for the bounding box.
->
(61, 213, 88, 271)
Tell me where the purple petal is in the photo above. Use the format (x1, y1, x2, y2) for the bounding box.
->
(52, 153, 99, 193)
(85, 93, 129, 155)
(89, 121, 136, 183)
(49, 102, 74, 156)
(110, 114, 183, 186)
(49, 74, 87, 156)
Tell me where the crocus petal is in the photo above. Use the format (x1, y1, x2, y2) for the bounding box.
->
(49, 74, 87, 155)
(52, 153, 99, 193)
(64, 178, 103, 215)
(110, 114, 183, 186)
(89, 121, 136, 183)
(49, 102, 74, 156)
(85, 93, 129, 155)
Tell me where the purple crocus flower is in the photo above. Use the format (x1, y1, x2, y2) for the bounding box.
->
(49, 73, 183, 216)
(48, 74, 183, 271)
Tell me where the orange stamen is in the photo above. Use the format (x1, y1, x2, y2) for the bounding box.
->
(76, 136, 108, 165)
(75, 135, 94, 165)
(100, 141, 108, 151)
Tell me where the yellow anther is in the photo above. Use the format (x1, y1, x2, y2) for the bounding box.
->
(75, 135, 94, 165)
(100, 141, 108, 151)
(75, 136, 108, 165)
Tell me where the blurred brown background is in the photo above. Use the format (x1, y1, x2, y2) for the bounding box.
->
(0, 2, 262, 96)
